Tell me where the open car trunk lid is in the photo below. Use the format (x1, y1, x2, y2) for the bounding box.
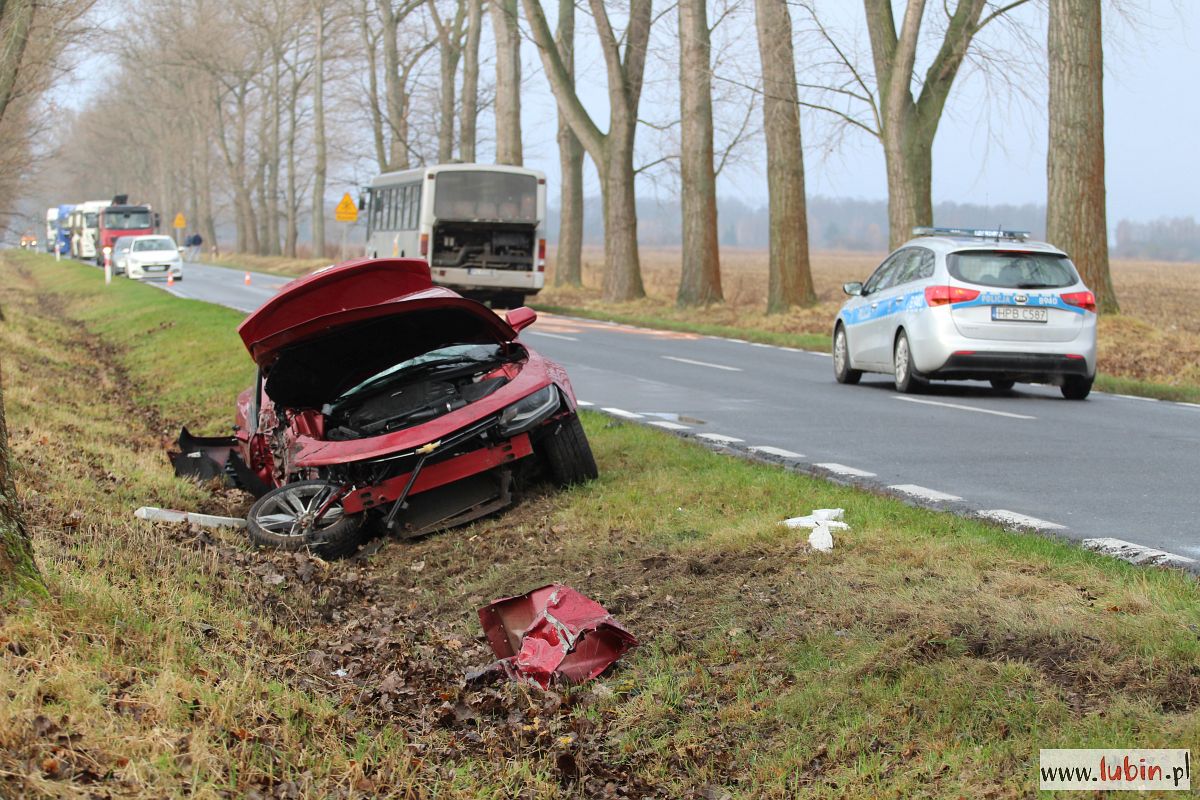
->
(237, 258, 519, 408)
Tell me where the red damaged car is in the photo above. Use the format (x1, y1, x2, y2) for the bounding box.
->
(177, 257, 597, 557)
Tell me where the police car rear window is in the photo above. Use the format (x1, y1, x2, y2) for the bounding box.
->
(947, 251, 1077, 289)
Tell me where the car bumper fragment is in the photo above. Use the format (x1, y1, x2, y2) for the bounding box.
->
(474, 584, 638, 688)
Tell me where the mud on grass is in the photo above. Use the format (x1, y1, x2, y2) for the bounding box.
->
(3, 251, 1200, 798)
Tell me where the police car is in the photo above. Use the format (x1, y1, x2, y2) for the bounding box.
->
(832, 228, 1098, 399)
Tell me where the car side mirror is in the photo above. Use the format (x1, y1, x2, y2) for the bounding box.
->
(843, 282, 864, 297)
(505, 306, 537, 333)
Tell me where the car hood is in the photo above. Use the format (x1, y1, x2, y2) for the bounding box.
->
(237, 258, 519, 409)
(128, 249, 179, 260)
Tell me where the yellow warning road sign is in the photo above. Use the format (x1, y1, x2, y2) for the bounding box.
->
(173, 212, 186, 229)
(335, 193, 358, 223)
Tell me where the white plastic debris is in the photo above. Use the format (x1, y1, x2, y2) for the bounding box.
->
(807, 525, 834, 552)
(781, 508, 849, 531)
(134, 506, 247, 530)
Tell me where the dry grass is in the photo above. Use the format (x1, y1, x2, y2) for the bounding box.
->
(538, 247, 1200, 390)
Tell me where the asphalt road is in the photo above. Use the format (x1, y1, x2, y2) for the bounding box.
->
(147, 258, 1200, 568)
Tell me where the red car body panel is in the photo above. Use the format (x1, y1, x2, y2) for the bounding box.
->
(229, 258, 580, 506)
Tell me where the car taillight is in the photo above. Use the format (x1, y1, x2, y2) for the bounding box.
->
(924, 285, 981, 306)
(419, 233, 428, 257)
(537, 238, 546, 272)
(1061, 290, 1096, 313)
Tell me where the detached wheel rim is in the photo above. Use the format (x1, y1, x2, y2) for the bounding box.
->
(254, 483, 344, 539)
(895, 336, 910, 384)
(834, 329, 848, 374)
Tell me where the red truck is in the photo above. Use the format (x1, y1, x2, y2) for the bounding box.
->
(95, 195, 160, 265)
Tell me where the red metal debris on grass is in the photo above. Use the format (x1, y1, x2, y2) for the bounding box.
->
(477, 584, 638, 688)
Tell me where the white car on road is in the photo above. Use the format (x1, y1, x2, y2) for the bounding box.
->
(124, 235, 183, 281)
(832, 228, 1098, 399)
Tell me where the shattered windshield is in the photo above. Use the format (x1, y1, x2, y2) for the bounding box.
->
(330, 344, 504, 407)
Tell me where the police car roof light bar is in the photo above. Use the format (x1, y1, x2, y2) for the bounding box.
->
(911, 226, 1030, 241)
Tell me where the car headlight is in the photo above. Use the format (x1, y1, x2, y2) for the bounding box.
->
(498, 385, 559, 435)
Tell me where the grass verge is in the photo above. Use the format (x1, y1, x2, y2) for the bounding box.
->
(2, 251, 1198, 798)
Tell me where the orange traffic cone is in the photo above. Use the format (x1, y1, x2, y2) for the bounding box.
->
(244, 272, 251, 286)
(167, 273, 175, 287)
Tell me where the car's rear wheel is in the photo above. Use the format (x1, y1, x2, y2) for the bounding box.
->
(893, 331, 926, 394)
(246, 479, 365, 559)
(833, 324, 862, 385)
(990, 379, 1016, 392)
(1061, 375, 1094, 400)
(537, 414, 598, 487)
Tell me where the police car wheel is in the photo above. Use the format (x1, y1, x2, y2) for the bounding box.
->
(893, 331, 926, 394)
(990, 379, 1016, 392)
(1060, 375, 1093, 400)
(833, 325, 862, 385)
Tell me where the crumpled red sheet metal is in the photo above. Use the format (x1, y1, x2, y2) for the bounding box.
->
(476, 584, 638, 688)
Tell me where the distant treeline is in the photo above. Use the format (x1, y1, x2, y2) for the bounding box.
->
(549, 198, 1200, 261)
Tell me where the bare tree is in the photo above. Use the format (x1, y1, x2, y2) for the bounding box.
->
(675, 0, 722, 306)
(523, 0, 653, 301)
(430, 0, 467, 162)
(491, 0, 522, 164)
(755, 0, 814, 311)
(552, 0, 582, 286)
(312, 0, 328, 257)
(459, 0, 482, 160)
(1047, 0, 1116, 312)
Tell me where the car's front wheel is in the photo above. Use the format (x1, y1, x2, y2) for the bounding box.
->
(990, 379, 1016, 392)
(246, 479, 365, 559)
(893, 331, 926, 394)
(537, 414, 598, 487)
(1061, 375, 1094, 400)
(833, 324, 862, 385)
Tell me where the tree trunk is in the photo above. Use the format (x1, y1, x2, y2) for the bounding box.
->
(266, 60, 282, 255)
(553, 0, 582, 286)
(1047, 0, 1116, 312)
(600, 125, 644, 301)
(432, 0, 464, 164)
(491, 0, 523, 165)
(755, 0, 815, 311)
(312, 1, 327, 258)
(676, 0, 722, 306)
(459, 0, 482, 161)
(880, 107, 934, 249)
(0, 365, 41, 594)
(381, 8, 410, 169)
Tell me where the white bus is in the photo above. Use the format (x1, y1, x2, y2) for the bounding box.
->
(68, 200, 110, 259)
(363, 163, 547, 307)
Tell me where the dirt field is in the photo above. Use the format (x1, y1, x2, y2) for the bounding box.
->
(538, 247, 1200, 389)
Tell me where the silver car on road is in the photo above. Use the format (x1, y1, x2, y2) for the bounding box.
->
(832, 228, 1098, 399)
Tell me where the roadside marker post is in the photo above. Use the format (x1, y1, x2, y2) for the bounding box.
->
(173, 212, 186, 254)
(104, 254, 111, 285)
(54, 242, 61, 262)
(334, 192, 358, 262)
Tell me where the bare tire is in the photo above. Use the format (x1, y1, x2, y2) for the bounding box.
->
(538, 414, 598, 487)
(246, 480, 365, 559)
(1061, 375, 1094, 400)
(990, 379, 1016, 392)
(833, 324, 862, 385)
(893, 331, 926, 394)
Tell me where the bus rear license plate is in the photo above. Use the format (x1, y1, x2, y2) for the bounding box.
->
(467, 268, 495, 277)
(992, 306, 1047, 323)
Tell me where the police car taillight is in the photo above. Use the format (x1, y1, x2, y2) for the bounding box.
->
(924, 285, 980, 306)
(1061, 290, 1096, 313)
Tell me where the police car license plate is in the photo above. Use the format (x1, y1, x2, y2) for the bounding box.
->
(992, 306, 1047, 323)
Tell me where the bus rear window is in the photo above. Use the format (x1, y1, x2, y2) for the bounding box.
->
(947, 251, 1079, 289)
(434, 171, 537, 222)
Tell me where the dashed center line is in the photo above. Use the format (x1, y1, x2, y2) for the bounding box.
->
(661, 355, 742, 372)
(978, 509, 1065, 531)
(816, 463, 876, 478)
(893, 395, 1036, 420)
(889, 484, 962, 502)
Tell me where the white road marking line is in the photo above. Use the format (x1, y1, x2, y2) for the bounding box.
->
(660, 355, 743, 372)
(1083, 537, 1197, 568)
(810, 352, 833, 358)
(697, 433, 744, 444)
(750, 446, 804, 459)
(893, 395, 1036, 420)
(1115, 393, 1157, 402)
(889, 484, 962, 502)
(525, 330, 579, 342)
(816, 463, 876, 478)
(978, 509, 1065, 531)
(602, 407, 643, 419)
(1177, 402, 1200, 409)
(575, 400, 594, 407)
(648, 420, 690, 431)
(750, 342, 773, 348)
